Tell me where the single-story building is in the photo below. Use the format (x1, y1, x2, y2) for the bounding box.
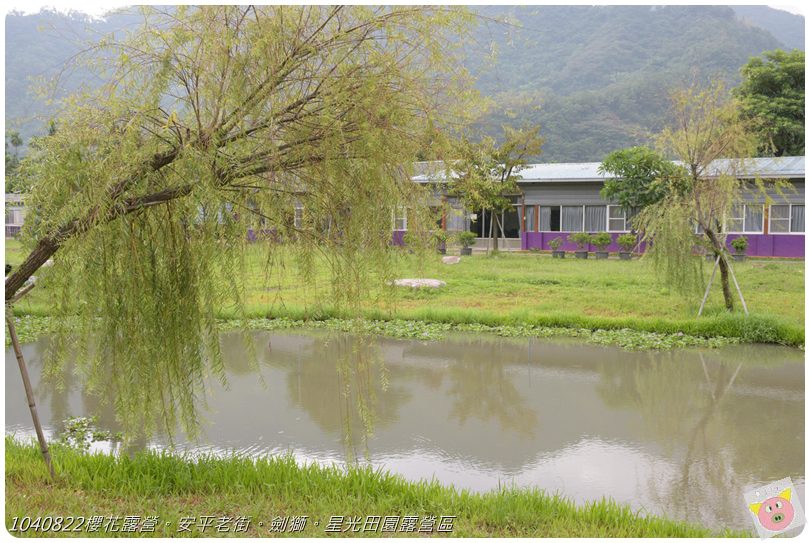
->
(410, 156, 805, 258)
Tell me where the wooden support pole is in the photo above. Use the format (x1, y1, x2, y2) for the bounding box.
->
(6, 306, 56, 479)
(725, 257, 749, 316)
(698, 254, 720, 317)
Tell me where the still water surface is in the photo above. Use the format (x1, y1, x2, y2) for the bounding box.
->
(6, 331, 804, 530)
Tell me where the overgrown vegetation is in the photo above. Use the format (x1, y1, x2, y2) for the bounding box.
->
(5, 437, 748, 537)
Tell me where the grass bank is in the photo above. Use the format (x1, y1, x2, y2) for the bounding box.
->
(5, 438, 746, 537)
(7, 240, 804, 347)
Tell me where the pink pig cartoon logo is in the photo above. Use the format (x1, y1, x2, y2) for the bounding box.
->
(749, 488, 795, 532)
(745, 478, 805, 538)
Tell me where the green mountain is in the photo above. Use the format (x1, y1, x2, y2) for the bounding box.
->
(464, 5, 802, 161)
(4, 6, 805, 162)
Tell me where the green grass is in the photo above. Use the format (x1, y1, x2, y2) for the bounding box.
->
(6, 240, 804, 347)
(5, 438, 748, 537)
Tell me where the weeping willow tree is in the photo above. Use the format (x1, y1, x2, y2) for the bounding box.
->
(634, 83, 759, 312)
(6, 6, 477, 444)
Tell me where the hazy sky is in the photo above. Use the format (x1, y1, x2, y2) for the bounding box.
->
(3, 2, 807, 18)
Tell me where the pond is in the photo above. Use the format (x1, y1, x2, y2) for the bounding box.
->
(6, 331, 805, 531)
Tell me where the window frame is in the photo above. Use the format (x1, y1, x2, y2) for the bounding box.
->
(725, 203, 763, 234)
(769, 203, 804, 235)
(392, 206, 408, 231)
(607, 205, 628, 233)
(293, 203, 304, 230)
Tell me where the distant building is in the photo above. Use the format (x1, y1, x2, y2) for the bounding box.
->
(412, 156, 805, 258)
(5, 193, 25, 238)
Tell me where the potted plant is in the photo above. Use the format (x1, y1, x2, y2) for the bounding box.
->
(548, 236, 565, 258)
(570, 232, 591, 259)
(731, 236, 748, 262)
(457, 231, 477, 256)
(591, 232, 612, 259)
(433, 230, 448, 255)
(617, 233, 636, 260)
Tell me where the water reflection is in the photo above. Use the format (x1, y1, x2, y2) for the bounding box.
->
(6, 332, 804, 531)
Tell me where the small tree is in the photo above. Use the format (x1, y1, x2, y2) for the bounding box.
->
(635, 82, 759, 311)
(591, 232, 612, 251)
(570, 232, 591, 251)
(449, 126, 543, 252)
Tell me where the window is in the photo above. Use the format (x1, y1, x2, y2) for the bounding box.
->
(393, 206, 407, 231)
(726, 204, 744, 232)
(561, 205, 583, 232)
(293, 204, 304, 229)
(524, 205, 536, 232)
(770, 204, 804, 233)
(744, 204, 764, 233)
(607, 206, 626, 232)
(539, 206, 561, 232)
(585, 205, 607, 232)
(726, 204, 763, 233)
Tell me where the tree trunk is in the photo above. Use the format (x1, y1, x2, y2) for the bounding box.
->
(704, 227, 734, 311)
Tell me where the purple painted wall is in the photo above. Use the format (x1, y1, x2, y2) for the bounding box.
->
(392, 230, 406, 246)
(725, 233, 804, 258)
(522, 231, 804, 258)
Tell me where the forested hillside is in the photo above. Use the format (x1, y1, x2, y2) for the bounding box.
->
(5, 5, 805, 162)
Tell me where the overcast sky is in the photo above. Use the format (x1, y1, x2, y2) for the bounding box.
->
(3, 2, 807, 18)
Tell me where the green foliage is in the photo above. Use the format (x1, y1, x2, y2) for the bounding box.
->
(448, 125, 543, 217)
(456, 230, 478, 248)
(548, 236, 563, 250)
(591, 232, 612, 250)
(58, 416, 123, 451)
(616, 233, 637, 252)
(6, 437, 743, 537)
(731, 236, 749, 254)
(598, 146, 685, 211)
(11, 6, 475, 440)
(733, 49, 804, 156)
(570, 232, 591, 250)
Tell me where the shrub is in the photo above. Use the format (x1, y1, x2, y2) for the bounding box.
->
(548, 236, 563, 251)
(617, 233, 637, 252)
(591, 232, 612, 250)
(456, 231, 478, 248)
(570, 232, 592, 250)
(731, 236, 748, 254)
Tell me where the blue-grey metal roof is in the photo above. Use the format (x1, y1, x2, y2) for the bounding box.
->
(412, 156, 805, 183)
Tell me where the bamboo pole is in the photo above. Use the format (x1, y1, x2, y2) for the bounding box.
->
(6, 304, 56, 479)
(725, 257, 749, 316)
(698, 254, 720, 317)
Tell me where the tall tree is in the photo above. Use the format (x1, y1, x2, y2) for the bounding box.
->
(635, 83, 759, 312)
(7, 6, 475, 438)
(448, 126, 543, 251)
(733, 49, 804, 157)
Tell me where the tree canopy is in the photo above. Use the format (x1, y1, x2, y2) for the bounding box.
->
(636, 83, 759, 311)
(8, 6, 475, 439)
(733, 49, 804, 157)
(598, 146, 684, 212)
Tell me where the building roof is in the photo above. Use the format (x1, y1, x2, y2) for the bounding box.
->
(412, 156, 805, 184)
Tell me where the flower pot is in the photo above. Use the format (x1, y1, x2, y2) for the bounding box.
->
(619, 252, 632, 260)
(574, 250, 588, 259)
(733, 253, 746, 262)
(460, 247, 472, 256)
(595, 251, 609, 259)
(552, 250, 565, 258)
